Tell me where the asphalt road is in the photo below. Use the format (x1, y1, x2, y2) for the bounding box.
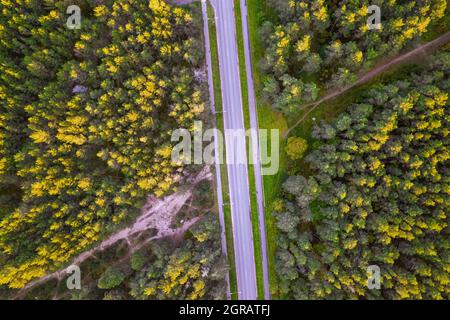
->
(201, 0, 231, 300)
(209, 0, 258, 300)
(238, 0, 270, 300)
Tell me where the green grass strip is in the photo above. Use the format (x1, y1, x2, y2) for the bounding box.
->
(245, 0, 289, 299)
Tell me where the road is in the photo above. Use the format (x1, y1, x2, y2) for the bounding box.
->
(207, 0, 258, 300)
(238, 0, 270, 300)
(200, 0, 231, 299)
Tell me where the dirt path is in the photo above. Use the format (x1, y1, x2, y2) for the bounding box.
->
(16, 167, 212, 298)
(284, 30, 450, 138)
(170, 0, 195, 5)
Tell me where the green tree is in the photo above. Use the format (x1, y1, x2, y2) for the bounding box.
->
(98, 267, 126, 290)
(285, 136, 308, 160)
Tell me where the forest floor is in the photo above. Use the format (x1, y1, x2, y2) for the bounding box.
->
(285, 29, 450, 137)
(14, 167, 212, 299)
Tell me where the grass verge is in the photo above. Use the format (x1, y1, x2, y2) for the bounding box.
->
(246, 0, 288, 299)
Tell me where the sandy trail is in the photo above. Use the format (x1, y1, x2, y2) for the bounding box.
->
(170, 0, 194, 5)
(285, 30, 450, 137)
(17, 167, 212, 297)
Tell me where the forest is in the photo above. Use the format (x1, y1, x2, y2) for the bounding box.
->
(273, 51, 450, 299)
(0, 0, 224, 298)
(260, 0, 447, 114)
(6, 178, 228, 300)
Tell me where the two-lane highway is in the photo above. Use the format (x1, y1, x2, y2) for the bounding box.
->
(201, 0, 231, 299)
(208, 0, 258, 300)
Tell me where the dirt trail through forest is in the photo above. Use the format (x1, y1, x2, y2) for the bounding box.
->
(285, 30, 450, 137)
(16, 167, 212, 298)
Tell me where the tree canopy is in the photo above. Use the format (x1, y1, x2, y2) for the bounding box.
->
(274, 52, 450, 299)
(0, 0, 207, 289)
(261, 0, 447, 114)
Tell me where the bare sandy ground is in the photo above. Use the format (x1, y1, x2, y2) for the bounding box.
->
(170, 0, 194, 5)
